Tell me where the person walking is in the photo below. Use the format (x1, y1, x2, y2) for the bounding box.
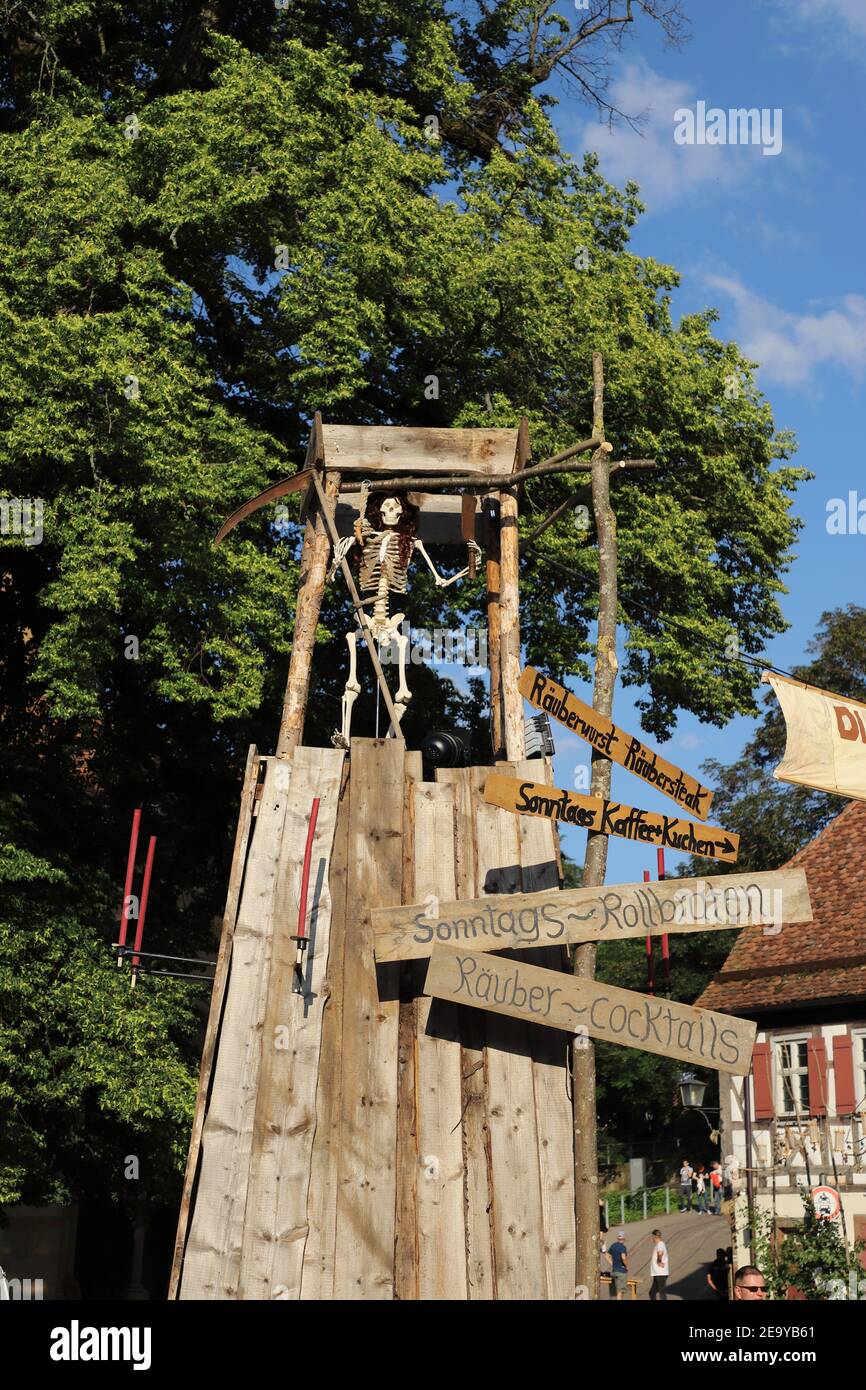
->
(709, 1161, 723, 1215)
(649, 1230, 669, 1301)
(707, 1247, 730, 1299)
(694, 1164, 708, 1214)
(607, 1229, 629, 1301)
(678, 1159, 694, 1211)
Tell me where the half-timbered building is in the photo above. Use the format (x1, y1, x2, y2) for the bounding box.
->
(699, 799, 866, 1264)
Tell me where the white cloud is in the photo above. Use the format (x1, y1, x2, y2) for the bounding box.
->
(677, 732, 703, 751)
(704, 273, 866, 385)
(575, 62, 789, 211)
(786, 0, 866, 38)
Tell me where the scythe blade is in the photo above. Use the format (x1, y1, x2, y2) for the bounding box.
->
(213, 469, 316, 546)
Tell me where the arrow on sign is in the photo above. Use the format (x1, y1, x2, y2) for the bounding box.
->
(484, 774, 740, 863)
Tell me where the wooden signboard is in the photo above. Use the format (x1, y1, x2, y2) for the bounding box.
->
(484, 774, 740, 863)
(372, 867, 811, 963)
(519, 667, 713, 820)
(425, 945, 756, 1075)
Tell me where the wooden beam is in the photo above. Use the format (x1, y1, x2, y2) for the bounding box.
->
(321, 424, 520, 474)
(276, 468, 342, 758)
(574, 352, 614, 1300)
(484, 498, 504, 759)
(362, 447, 608, 494)
(499, 419, 529, 761)
(372, 868, 812, 963)
(425, 945, 757, 1076)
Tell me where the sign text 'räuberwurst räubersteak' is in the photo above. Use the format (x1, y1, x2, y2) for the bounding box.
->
(371, 868, 810, 962)
(484, 774, 740, 863)
(425, 946, 756, 1075)
(519, 667, 713, 820)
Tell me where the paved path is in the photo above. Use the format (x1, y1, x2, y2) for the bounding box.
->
(604, 1209, 732, 1301)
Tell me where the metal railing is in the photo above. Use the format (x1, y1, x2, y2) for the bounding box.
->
(603, 1183, 696, 1226)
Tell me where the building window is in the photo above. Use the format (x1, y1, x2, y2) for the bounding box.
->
(854, 1030, 866, 1110)
(776, 1037, 810, 1119)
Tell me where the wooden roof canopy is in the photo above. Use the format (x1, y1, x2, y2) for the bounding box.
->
(215, 415, 533, 547)
(212, 412, 640, 547)
(310, 420, 524, 475)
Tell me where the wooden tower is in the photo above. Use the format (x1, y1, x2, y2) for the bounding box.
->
(169, 419, 581, 1299)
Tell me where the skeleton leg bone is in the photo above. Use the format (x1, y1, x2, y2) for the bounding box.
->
(390, 623, 412, 734)
(332, 628, 361, 750)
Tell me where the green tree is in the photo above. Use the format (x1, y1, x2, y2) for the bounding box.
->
(0, 2, 807, 1210)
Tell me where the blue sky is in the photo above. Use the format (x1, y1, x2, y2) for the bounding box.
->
(515, 0, 865, 880)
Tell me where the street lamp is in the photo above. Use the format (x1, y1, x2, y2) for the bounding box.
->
(679, 1072, 722, 1144)
(679, 1076, 707, 1110)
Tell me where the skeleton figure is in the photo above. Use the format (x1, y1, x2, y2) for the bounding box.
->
(327, 487, 481, 748)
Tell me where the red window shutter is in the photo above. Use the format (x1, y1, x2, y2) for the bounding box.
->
(752, 1042, 774, 1119)
(807, 1038, 828, 1117)
(833, 1034, 857, 1115)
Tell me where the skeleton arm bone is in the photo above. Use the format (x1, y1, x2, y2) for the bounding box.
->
(413, 538, 481, 588)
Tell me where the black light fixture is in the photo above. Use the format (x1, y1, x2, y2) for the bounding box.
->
(421, 730, 471, 773)
(679, 1072, 722, 1144)
(680, 1074, 708, 1110)
(524, 712, 555, 759)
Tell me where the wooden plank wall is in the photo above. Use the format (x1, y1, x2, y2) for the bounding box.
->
(178, 747, 345, 1299)
(176, 740, 574, 1300)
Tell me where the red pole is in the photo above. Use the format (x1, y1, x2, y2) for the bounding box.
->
(118, 809, 141, 959)
(657, 848, 671, 994)
(297, 798, 321, 940)
(644, 869, 655, 995)
(131, 836, 157, 977)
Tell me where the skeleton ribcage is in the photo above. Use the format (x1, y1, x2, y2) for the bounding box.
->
(358, 527, 410, 595)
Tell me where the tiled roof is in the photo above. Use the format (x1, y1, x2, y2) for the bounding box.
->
(697, 798, 866, 1016)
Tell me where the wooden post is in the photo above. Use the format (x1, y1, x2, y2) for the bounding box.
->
(573, 353, 617, 1300)
(499, 419, 529, 761)
(277, 461, 341, 759)
(485, 497, 504, 759)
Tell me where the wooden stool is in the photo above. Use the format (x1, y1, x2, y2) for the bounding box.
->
(600, 1273, 638, 1300)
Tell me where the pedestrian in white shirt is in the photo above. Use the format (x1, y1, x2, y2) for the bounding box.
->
(649, 1230, 669, 1301)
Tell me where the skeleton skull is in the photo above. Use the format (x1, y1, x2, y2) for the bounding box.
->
(380, 495, 404, 527)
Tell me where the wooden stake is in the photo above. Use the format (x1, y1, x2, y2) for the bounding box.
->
(573, 353, 617, 1301)
(500, 420, 529, 761)
(485, 497, 504, 759)
(277, 467, 342, 758)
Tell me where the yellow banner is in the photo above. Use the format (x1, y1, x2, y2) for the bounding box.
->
(763, 673, 866, 802)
